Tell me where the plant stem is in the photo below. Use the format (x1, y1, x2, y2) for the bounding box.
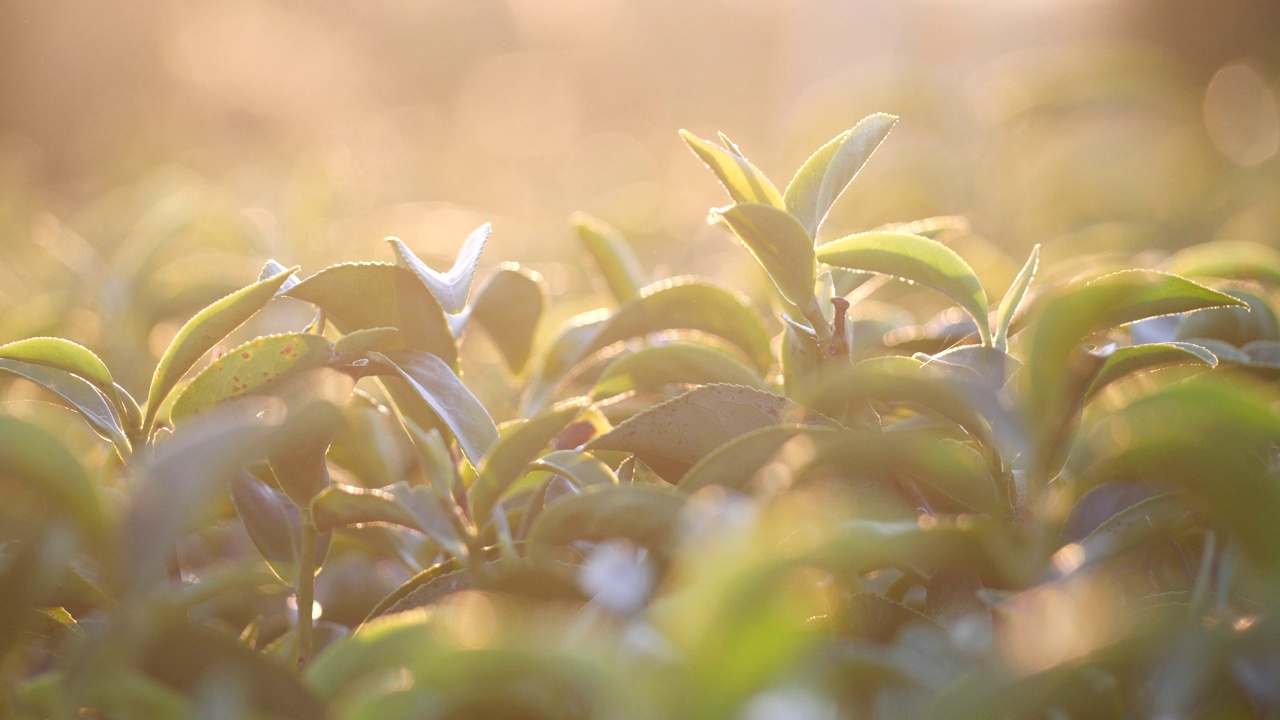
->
(295, 513, 318, 670)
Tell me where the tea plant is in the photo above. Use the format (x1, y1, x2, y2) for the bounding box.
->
(2, 113, 1279, 719)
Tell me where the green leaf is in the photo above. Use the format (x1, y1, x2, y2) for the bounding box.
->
(465, 264, 546, 374)
(817, 231, 992, 346)
(139, 619, 326, 720)
(711, 202, 818, 308)
(590, 342, 766, 400)
(1085, 342, 1217, 400)
(0, 415, 105, 542)
(311, 482, 468, 558)
(371, 350, 498, 469)
(264, 370, 356, 507)
(169, 333, 334, 422)
(0, 359, 131, 456)
(469, 400, 588, 529)
(572, 213, 646, 303)
(678, 129, 784, 208)
(0, 337, 122, 408)
(1166, 240, 1280, 285)
(529, 449, 618, 489)
(677, 424, 839, 493)
(528, 483, 688, 561)
(805, 518, 1008, 582)
(994, 244, 1040, 350)
(784, 113, 898, 237)
(230, 471, 315, 586)
(333, 327, 400, 357)
(586, 384, 838, 482)
(285, 262, 457, 368)
(387, 223, 490, 315)
(1084, 269, 1249, 330)
(1078, 493, 1194, 568)
(1174, 289, 1279, 347)
(144, 265, 297, 434)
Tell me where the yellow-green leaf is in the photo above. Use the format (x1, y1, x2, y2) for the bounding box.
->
(712, 202, 818, 308)
(169, 333, 334, 422)
(784, 113, 897, 237)
(679, 129, 784, 208)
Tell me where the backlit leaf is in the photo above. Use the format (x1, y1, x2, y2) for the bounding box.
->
(1166, 240, 1280, 286)
(679, 130, 784, 208)
(0, 359, 131, 456)
(311, 482, 467, 559)
(465, 264, 546, 374)
(572, 213, 646, 303)
(590, 342, 766, 400)
(528, 483, 687, 561)
(387, 223, 490, 315)
(169, 333, 333, 422)
(784, 113, 897, 237)
(712, 202, 818, 307)
(994, 244, 1040, 350)
(1085, 342, 1217, 400)
(0, 415, 105, 542)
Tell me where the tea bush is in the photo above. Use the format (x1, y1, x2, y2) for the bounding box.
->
(2, 113, 1280, 719)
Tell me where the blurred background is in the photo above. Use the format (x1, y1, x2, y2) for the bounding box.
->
(1, 0, 1278, 392)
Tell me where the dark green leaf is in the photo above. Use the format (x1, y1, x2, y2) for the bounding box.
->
(677, 424, 838, 493)
(712, 202, 818, 308)
(230, 471, 307, 586)
(528, 483, 687, 561)
(1078, 493, 1194, 568)
(817, 232, 992, 346)
(145, 265, 297, 433)
(678, 129, 784, 208)
(311, 482, 467, 558)
(387, 223, 490, 315)
(784, 113, 897, 237)
(572, 213, 646, 303)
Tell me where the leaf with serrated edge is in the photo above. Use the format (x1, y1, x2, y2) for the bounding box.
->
(371, 350, 498, 469)
(169, 333, 333, 422)
(817, 231, 992, 346)
(145, 266, 297, 433)
(387, 223, 490, 315)
(1084, 269, 1247, 329)
(994, 244, 1040, 350)
(784, 113, 897, 237)
(469, 399, 588, 529)
(0, 337, 117, 401)
(572, 213, 645, 304)
(713, 203, 818, 307)
(1085, 342, 1217, 401)
(679, 129, 784, 208)
(0, 359, 131, 456)
(258, 259, 301, 295)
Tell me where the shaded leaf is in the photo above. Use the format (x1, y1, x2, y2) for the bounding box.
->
(678, 129, 784, 208)
(371, 350, 498, 469)
(712, 202, 818, 308)
(587, 384, 837, 482)
(677, 424, 838, 494)
(572, 213, 646, 303)
(529, 449, 618, 489)
(145, 265, 297, 433)
(994, 244, 1040, 350)
(528, 483, 688, 561)
(465, 264, 545, 374)
(312, 482, 467, 558)
(387, 223, 490, 315)
(817, 232, 992, 346)
(1079, 493, 1194, 568)
(0, 359, 131, 456)
(784, 113, 897, 237)
(231, 471, 309, 586)
(169, 333, 334, 422)
(285, 262, 457, 368)
(1175, 289, 1279, 347)
(590, 342, 766, 400)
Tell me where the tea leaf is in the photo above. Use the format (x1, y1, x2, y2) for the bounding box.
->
(1084, 269, 1248, 330)
(0, 337, 121, 408)
(784, 113, 897, 237)
(572, 213, 646, 303)
(387, 223, 490, 315)
(677, 424, 839, 493)
(528, 483, 687, 561)
(1085, 342, 1217, 400)
(0, 359, 131, 456)
(169, 333, 334, 422)
(332, 327, 400, 357)
(0, 415, 105, 542)
(312, 482, 467, 559)
(529, 449, 618, 489)
(469, 399, 589, 529)
(285, 262, 457, 368)
(258, 259, 301, 294)
(586, 384, 837, 482)
(371, 350, 499, 469)
(817, 231, 992, 346)
(1079, 493, 1194, 568)
(144, 265, 297, 434)
(712, 202, 818, 308)
(465, 264, 546, 375)
(679, 130, 784, 208)
(1166, 240, 1280, 285)
(230, 471, 307, 586)
(590, 342, 766, 400)
(994, 244, 1040, 350)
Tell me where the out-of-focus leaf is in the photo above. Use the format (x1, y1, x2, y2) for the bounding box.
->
(371, 350, 498, 469)
(572, 213, 646, 303)
(928, 344, 1022, 390)
(587, 384, 838, 482)
(465, 264, 545, 374)
(528, 483, 687, 561)
(285, 262, 457, 368)
(1166, 240, 1280, 285)
(678, 425, 838, 493)
(529, 449, 617, 489)
(265, 369, 356, 506)
(1078, 493, 1194, 569)
(817, 232, 992, 346)
(332, 327, 399, 357)
(994, 244, 1040, 350)
(1085, 342, 1217, 400)
(469, 399, 588, 529)
(0, 359, 131, 456)
(139, 620, 326, 720)
(327, 392, 411, 489)
(1084, 269, 1248, 330)
(805, 518, 1009, 583)
(230, 472, 306, 586)
(0, 416, 105, 541)
(387, 223, 490, 315)
(784, 113, 897, 237)
(679, 129, 784, 208)
(712, 202, 817, 308)
(590, 342, 766, 400)
(311, 482, 467, 559)
(144, 265, 297, 433)
(169, 333, 333, 422)
(358, 556, 471, 624)
(1175, 289, 1279, 347)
